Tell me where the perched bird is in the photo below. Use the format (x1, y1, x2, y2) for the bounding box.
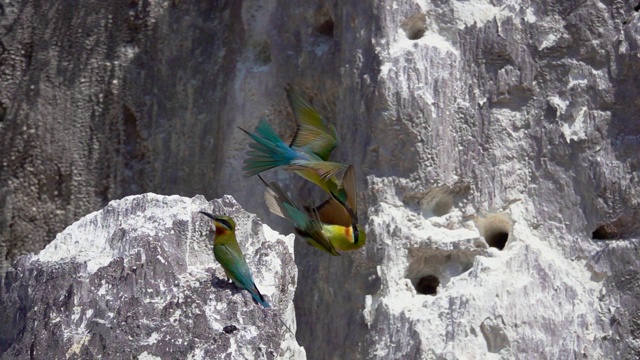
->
(259, 175, 366, 256)
(199, 212, 271, 308)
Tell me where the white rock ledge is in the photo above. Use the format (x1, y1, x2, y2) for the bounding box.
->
(0, 193, 305, 360)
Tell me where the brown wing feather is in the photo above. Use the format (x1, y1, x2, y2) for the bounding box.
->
(305, 198, 352, 227)
(342, 165, 358, 222)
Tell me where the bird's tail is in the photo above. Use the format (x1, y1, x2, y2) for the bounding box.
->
(250, 282, 271, 308)
(239, 119, 299, 177)
(254, 294, 271, 308)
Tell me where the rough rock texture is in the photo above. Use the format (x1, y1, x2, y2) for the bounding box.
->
(0, 194, 303, 359)
(1, 0, 640, 359)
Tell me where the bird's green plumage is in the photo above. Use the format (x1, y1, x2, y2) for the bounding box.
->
(285, 84, 338, 161)
(281, 203, 309, 229)
(240, 118, 349, 204)
(199, 212, 270, 308)
(240, 86, 352, 205)
(260, 178, 366, 256)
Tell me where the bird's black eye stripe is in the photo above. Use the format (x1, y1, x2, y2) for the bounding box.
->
(218, 218, 232, 230)
(353, 225, 359, 244)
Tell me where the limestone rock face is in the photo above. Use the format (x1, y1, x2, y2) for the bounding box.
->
(1, 0, 640, 359)
(0, 194, 303, 359)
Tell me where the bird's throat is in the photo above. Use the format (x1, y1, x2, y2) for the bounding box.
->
(215, 227, 227, 237)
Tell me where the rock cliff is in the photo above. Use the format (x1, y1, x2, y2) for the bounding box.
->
(0, 194, 302, 359)
(1, 0, 639, 359)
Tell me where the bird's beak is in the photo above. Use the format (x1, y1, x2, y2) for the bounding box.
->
(199, 211, 217, 221)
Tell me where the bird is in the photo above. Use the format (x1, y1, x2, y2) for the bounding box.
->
(240, 85, 355, 207)
(198, 212, 271, 308)
(239, 118, 350, 205)
(259, 175, 366, 256)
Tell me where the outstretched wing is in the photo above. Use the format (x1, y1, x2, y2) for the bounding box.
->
(286, 84, 338, 160)
(341, 165, 358, 223)
(289, 160, 348, 181)
(260, 175, 295, 220)
(293, 205, 340, 256)
(258, 175, 340, 256)
(305, 198, 352, 227)
(305, 165, 357, 227)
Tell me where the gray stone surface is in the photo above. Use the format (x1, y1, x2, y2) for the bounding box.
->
(1, 0, 640, 359)
(0, 194, 302, 359)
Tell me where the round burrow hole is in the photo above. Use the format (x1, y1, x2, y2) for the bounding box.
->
(415, 274, 439, 295)
(401, 13, 426, 40)
(0, 103, 5, 122)
(486, 231, 509, 250)
(592, 224, 615, 240)
(476, 214, 512, 250)
(407, 248, 477, 296)
(409, 183, 470, 218)
(316, 17, 334, 37)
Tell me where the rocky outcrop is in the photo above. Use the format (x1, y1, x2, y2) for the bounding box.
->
(0, 194, 303, 359)
(1, 0, 639, 359)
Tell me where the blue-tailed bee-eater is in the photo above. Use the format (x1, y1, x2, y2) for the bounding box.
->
(199, 212, 270, 308)
(259, 176, 365, 256)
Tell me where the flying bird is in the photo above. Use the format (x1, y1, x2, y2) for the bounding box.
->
(239, 118, 350, 204)
(259, 175, 366, 256)
(240, 85, 355, 206)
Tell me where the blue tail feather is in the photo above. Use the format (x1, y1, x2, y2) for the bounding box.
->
(248, 284, 271, 308)
(241, 119, 301, 177)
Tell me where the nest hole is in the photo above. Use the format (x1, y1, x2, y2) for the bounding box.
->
(415, 275, 439, 295)
(407, 247, 476, 296)
(403, 184, 469, 218)
(592, 212, 639, 240)
(316, 17, 334, 37)
(0, 103, 5, 122)
(223, 325, 238, 334)
(401, 13, 426, 40)
(486, 231, 509, 250)
(592, 224, 619, 240)
(476, 214, 512, 250)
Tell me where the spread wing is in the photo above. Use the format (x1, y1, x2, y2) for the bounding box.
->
(305, 198, 352, 227)
(293, 205, 340, 256)
(302, 164, 358, 226)
(286, 84, 338, 161)
(288, 160, 348, 181)
(260, 175, 294, 219)
(258, 175, 340, 256)
(341, 165, 358, 223)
